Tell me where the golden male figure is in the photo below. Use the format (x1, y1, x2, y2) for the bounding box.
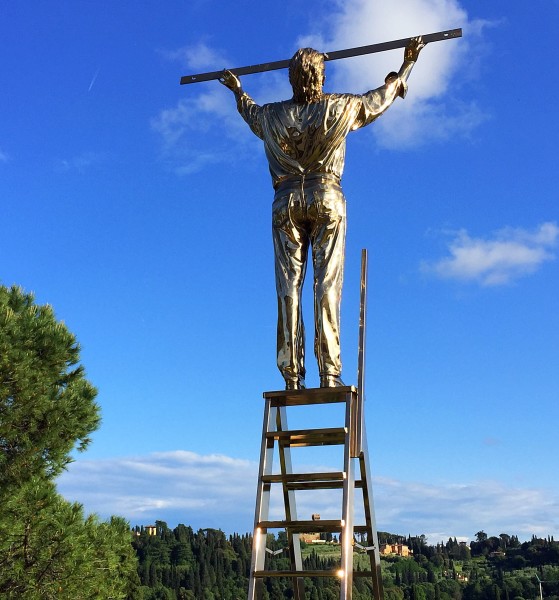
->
(220, 38, 424, 390)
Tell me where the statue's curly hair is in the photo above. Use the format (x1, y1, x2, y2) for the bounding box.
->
(289, 48, 325, 103)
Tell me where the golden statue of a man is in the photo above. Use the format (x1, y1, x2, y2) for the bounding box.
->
(220, 38, 424, 390)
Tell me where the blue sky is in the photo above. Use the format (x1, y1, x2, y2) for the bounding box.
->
(1, 0, 558, 544)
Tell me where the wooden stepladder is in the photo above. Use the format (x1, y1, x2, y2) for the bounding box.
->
(248, 250, 383, 600)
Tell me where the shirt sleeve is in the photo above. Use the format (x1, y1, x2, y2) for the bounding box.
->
(236, 92, 264, 139)
(352, 77, 406, 130)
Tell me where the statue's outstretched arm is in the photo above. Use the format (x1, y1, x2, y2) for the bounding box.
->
(384, 36, 425, 98)
(219, 69, 264, 138)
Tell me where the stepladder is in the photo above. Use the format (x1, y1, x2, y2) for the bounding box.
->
(247, 384, 384, 600)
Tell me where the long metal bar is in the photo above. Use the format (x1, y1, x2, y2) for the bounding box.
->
(353, 249, 384, 600)
(180, 28, 462, 85)
(352, 249, 368, 457)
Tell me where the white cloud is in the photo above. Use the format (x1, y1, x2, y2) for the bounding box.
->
(152, 42, 260, 175)
(421, 222, 558, 286)
(160, 41, 230, 71)
(58, 450, 257, 530)
(153, 42, 293, 175)
(58, 450, 559, 542)
(153, 0, 491, 173)
(297, 0, 492, 148)
(374, 477, 559, 544)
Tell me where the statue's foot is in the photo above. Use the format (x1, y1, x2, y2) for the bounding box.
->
(285, 376, 306, 390)
(320, 375, 345, 388)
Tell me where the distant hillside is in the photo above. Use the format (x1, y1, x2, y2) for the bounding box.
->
(131, 523, 559, 600)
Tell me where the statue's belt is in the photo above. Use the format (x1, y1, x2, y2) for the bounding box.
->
(273, 173, 342, 193)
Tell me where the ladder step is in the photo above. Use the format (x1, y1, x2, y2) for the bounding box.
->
(259, 519, 343, 532)
(266, 427, 346, 446)
(258, 520, 370, 534)
(254, 569, 341, 578)
(286, 481, 362, 492)
(261, 472, 345, 486)
(261, 472, 364, 490)
(253, 570, 376, 578)
(264, 386, 356, 406)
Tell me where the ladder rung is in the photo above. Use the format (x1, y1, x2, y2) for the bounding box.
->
(258, 520, 342, 532)
(253, 569, 377, 578)
(261, 472, 345, 485)
(266, 427, 346, 446)
(285, 479, 363, 490)
(261, 471, 363, 491)
(258, 520, 370, 534)
(254, 569, 341, 578)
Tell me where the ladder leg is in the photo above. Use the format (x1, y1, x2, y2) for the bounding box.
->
(276, 406, 305, 600)
(340, 392, 355, 600)
(248, 400, 277, 600)
(359, 420, 384, 600)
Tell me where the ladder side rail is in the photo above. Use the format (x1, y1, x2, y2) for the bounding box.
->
(248, 400, 277, 600)
(276, 406, 305, 600)
(340, 390, 356, 599)
(359, 421, 384, 600)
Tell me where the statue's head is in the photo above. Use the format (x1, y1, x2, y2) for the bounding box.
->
(289, 48, 325, 103)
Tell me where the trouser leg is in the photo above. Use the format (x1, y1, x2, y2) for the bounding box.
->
(272, 194, 308, 385)
(310, 188, 346, 378)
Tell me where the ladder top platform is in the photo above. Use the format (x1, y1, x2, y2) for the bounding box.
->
(263, 386, 357, 405)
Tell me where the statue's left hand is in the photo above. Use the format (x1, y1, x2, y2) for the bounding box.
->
(219, 69, 242, 93)
(405, 36, 425, 62)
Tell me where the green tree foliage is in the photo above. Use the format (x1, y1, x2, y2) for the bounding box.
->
(135, 525, 558, 600)
(0, 286, 100, 486)
(0, 285, 139, 599)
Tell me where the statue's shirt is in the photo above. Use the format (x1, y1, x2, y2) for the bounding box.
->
(236, 79, 404, 187)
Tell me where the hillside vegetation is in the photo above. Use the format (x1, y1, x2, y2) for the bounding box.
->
(132, 523, 559, 600)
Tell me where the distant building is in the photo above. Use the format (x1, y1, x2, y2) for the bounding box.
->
(380, 543, 412, 557)
(301, 514, 322, 544)
(145, 525, 157, 536)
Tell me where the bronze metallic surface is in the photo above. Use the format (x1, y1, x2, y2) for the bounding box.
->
(221, 39, 424, 389)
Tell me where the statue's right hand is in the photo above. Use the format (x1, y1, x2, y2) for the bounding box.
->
(219, 69, 242, 93)
(404, 36, 425, 62)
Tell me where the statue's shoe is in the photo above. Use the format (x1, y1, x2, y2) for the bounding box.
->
(285, 377, 306, 390)
(320, 375, 345, 388)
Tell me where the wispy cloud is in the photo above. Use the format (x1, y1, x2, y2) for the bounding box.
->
(0, 148, 8, 163)
(150, 88, 257, 175)
(421, 222, 558, 286)
(55, 151, 106, 174)
(88, 68, 100, 92)
(153, 0, 491, 173)
(374, 477, 559, 544)
(58, 451, 256, 531)
(152, 41, 264, 175)
(159, 41, 230, 71)
(58, 450, 559, 542)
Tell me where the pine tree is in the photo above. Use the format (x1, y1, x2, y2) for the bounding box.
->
(0, 285, 139, 599)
